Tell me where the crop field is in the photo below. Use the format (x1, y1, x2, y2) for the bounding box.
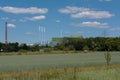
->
(0, 52, 120, 72)
(0, 65, 120, 80)
(0, 52, 120, 80)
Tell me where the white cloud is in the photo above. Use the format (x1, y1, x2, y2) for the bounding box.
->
(0, 6, 48, 14)
(59, 6, 114, 19)
(19, 19, 26, 22)
(99, 0, 112, 2)
(20, 15, 45, 22)
(110, 28, 120, 31)
(72, 21, 109, 28)
(56, 20, 61, 23)
(28, 15, 46, 21)
(71, 11, 113, 19)
(7, 23, 16, 28)
(59, 6, 90, 14)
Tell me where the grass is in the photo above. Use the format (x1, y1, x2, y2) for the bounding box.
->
(0, 65, 120, 80)
(0, 52, 119, 80)
(0, 52, 120, 72)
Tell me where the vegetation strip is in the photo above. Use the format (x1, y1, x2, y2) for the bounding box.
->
(0, 64, 120, 80)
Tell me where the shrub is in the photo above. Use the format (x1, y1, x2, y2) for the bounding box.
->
(104, 51, 111, 66)
(18, 49, 28, 55)
(44, 48, 53, 53)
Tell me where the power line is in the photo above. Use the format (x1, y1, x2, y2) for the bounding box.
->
(5, 22, 8, 44)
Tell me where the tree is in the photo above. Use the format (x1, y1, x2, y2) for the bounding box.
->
(104, 51, 111, 66)
(30, 44, 40, 51)
(55, 43, 65, 50)
(19, 44, 29, 50)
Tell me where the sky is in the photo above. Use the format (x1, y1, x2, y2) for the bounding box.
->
(0, 0, 120, 44)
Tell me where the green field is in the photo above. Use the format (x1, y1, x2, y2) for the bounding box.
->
(0, 52, 120, 72)
(0, 52, 120, 80)
(0, 65, 120, 80)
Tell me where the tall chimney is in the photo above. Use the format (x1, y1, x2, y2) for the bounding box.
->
(5, 22, 8, 44)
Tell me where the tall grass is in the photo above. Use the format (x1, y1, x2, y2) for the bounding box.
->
(0, 65, 120, 80)
(0, 52, 119, 80)
(104, 51, 111, 66)
(0, 52, 120, 72)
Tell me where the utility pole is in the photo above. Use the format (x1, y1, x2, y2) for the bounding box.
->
(60, 30, 63, 37)
(103, 30, 107, 37)
(5, 22, 8, 44)
(102, 29, 108, 38)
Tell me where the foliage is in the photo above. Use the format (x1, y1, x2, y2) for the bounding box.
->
(30, 44, 40, 51)
(0, 42, 19, 52)
(19, 44, 29, 50)
(0, 37, 120, 52)
(0, 43, 41, 52)
(52, 37, 120, 51)
(83, 45, 89, 50)
(18, 49, 28, 55)
(0, 65, 120, 80)
(0, 52, 119, 72)
(104, 51, 111, 66)
(55, 43, 65, 50)
(44, 48, 53, 53)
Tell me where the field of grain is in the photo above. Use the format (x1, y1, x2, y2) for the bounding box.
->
(0, 65, 120, 80)
(0, 52, 120, 72)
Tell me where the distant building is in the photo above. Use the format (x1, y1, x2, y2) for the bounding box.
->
(48, 36, 83, 47)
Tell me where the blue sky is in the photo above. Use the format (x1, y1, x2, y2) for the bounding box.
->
(0, 0, 120, 44)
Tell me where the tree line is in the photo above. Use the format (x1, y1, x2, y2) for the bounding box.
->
(0, 42, 40, 52)
(0, 37, 120, 52)
(54, 37, 120, 51)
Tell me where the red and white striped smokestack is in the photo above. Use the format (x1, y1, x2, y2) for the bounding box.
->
(5, 22, 8, 44)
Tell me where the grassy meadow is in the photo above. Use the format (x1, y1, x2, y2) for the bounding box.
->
(0, 52, 120, 80)
(0, 65, 120, 80)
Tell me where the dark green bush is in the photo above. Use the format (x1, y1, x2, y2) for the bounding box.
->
(18, 49, 28, 55)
